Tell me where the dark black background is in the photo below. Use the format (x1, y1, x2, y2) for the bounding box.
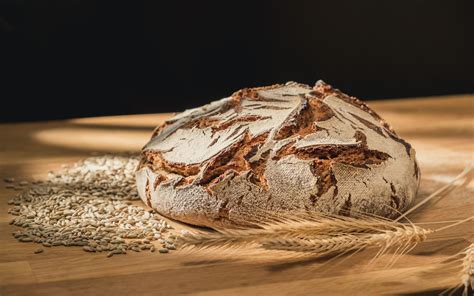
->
(1, 1, 473, 122)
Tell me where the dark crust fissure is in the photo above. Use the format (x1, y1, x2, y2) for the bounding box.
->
(389, 182, 401, 210)
(309, 194, 319, 206)
(208, 137, 219, 148)
(311, 159, 339, 199)
(338, 193, 352, 216)
(386, 129, 413, 156)
(251, 105, 291, 110)
(414, 161, 420, 178)
(274, 96, 335, 140)
(182, 114, 271, 135)
(248, 150, 271, 191)
(213, 115, 271, 133)
(232, 84, 284, 101)
(273, 131, 391, 198)
(349, 112, 386, 138)
(142, 150, 201, 177)
(153, 174, 167, 190)
(182, 117, 220, 130)
(231, 82, 311, 103)
(150, 122, 171, 139)
(313, 80, 396, 134)
(174, 175, 195, 188)
(145, 179, 152, 207)
(201, 132, 270, 190)
(383, 177, 402, 211)
(391, 195, 401, 210)
(216, 199, 230, 220)
(273, 138, 390, 169)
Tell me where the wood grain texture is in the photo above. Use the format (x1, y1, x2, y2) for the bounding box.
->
(0, 95, 473, 296)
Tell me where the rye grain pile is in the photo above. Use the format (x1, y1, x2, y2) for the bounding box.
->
(7, 154, 179, 256)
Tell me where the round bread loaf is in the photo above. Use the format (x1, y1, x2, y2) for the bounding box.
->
(136, 81, 420, 228)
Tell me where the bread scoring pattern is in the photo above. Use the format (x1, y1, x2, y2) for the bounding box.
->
(136, 81, 420, 228)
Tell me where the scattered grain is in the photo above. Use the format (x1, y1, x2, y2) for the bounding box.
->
(4, 177, 15, 183)
(159, 248, 169, 253)
(6, 154, 178, 257)
(83, 246, 96, 252)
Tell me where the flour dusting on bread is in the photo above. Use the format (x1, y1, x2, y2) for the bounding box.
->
(136, 81, 420, 228)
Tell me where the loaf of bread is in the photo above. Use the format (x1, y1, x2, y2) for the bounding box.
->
(136, 81, 420, 228)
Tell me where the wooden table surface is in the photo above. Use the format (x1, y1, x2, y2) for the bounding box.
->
(1, 95, 473, 296)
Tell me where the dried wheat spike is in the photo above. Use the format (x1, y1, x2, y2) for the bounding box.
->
(179, 212, 432, 263)
(261, 223, 431, 262)
(179, 213, 398, 247)
(439, 243, 474, 296)
(460, 244, 474, 296)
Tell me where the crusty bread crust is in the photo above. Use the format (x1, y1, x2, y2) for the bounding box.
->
(136, 81, 420, 228)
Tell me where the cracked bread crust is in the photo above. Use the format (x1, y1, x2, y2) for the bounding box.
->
(136, 81, 420, 228)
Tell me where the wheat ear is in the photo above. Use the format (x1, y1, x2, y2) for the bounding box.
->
(439, 243, 474, 296)
(261, 223, 431, 261)
(459, 244, 474, 296)
(179, 214, 410, 249)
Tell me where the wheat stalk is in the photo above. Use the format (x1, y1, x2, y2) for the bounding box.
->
(180, 216, 433, 270)
(439, 243, 474, 296)
(179, 214, 409, 249)
(261, 223, 432, 263)
(459, 244, 474, 296)
(180, 214, 434, 267)
(261, 235, 359, 254)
